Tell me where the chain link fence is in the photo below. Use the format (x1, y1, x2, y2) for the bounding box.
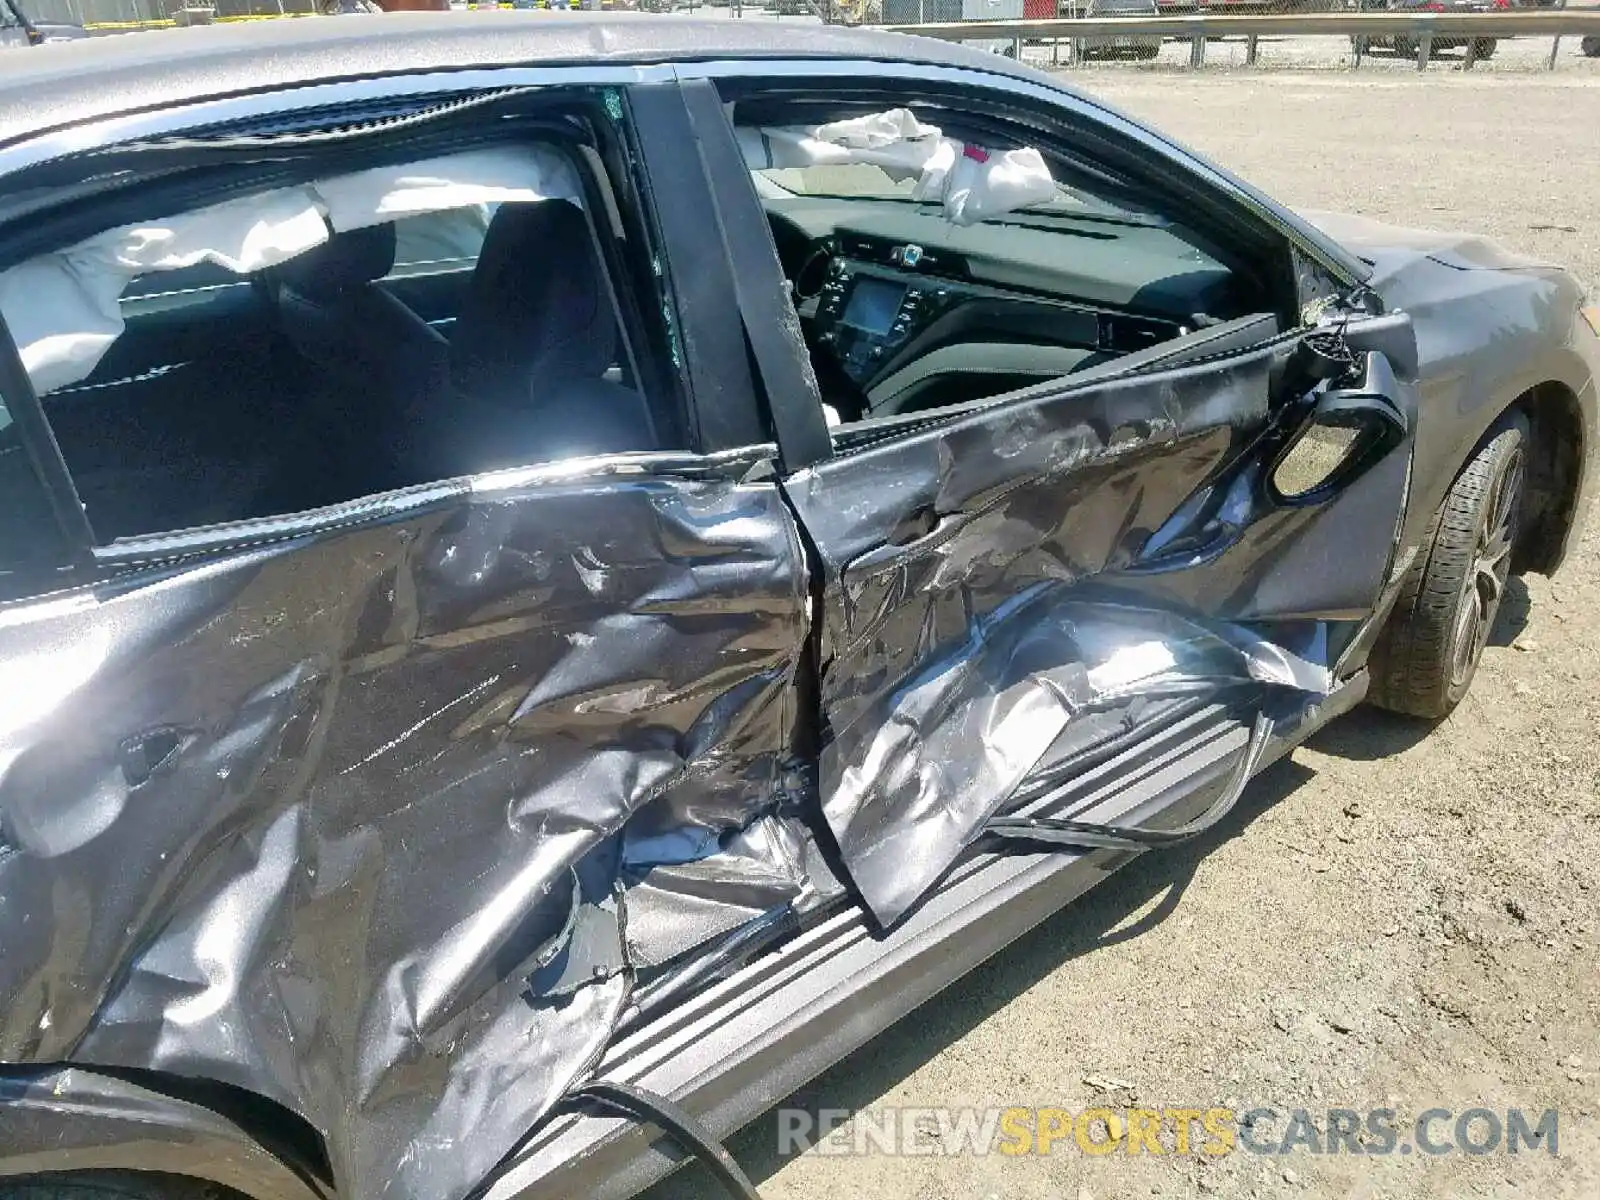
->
(29, 0, 318, 28)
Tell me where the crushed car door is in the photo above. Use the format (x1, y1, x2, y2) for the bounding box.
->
(0, 86, 816, 1200)
(0, 464, 815, 1199)
(676, 79, 1419, 928)
(783, 324, 1417, 924)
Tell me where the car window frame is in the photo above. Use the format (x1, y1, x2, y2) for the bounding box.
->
(689, 57, 1367, 284)
(0, 327, 91, 599)
(687, 63, 1352, 465)
(0, 81, 743, 578)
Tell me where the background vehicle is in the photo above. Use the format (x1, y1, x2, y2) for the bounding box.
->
(1155, 0, 1343, 11)
(1349, 0, 1510, 59)
(0, 17, 1593, 1200)
(1066, 0, 1164, 59)
(880, 0, 1025, 50)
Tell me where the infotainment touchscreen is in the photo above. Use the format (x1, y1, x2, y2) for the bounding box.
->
(839, 277, 907, 336)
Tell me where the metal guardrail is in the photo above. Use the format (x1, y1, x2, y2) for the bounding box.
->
(879, 10, 1600, 69)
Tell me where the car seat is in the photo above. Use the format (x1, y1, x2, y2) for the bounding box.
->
(438, 199, 659, 476)
(263, 221, 449, 497)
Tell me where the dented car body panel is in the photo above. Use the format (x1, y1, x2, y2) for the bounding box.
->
(0, 17, 1595, 1200)
(782, 343, 1410, 925)
(1, 466, 819, 1199)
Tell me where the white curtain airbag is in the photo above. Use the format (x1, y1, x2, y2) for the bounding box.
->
(0, 145, 584, 395)
(738, 108, 1057, 227)
(2, 189, 328, 396)
(316, 145, 582, 231)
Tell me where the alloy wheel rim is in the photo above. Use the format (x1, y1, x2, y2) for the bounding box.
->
(1449, 448, 1524, 690)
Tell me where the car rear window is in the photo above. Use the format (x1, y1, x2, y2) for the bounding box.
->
(0, 143, 674, 544)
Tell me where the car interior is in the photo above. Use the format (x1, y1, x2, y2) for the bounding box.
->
(2, 144, 667, 545)
(736, 99, 1291, 430)
(1, 99, 1299, 550)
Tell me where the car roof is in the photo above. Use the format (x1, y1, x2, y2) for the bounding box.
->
(0, 12, 1066, 149)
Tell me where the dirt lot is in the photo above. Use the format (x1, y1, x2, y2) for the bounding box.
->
(648, 71, 1600, 1200)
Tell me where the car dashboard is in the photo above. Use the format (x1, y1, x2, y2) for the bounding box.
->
(765, 197, 1249, 421)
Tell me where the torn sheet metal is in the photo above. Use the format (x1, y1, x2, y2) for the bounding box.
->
(784, 346, 1407, 927)
(622, 811, 827, 969)
(0, 464, 817, 1200)
(736, 108, 1057, 226)
(820, 594, 1321, 923)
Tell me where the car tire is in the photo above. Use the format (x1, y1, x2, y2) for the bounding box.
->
(1369, 412, 1528, 720)
(1581, 35, 1600, 57)
(1468, 37, 1495, 59)
(0, 1174, 231, 1200)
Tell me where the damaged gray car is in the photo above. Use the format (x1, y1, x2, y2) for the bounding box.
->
(1, 14, 1597, 1200)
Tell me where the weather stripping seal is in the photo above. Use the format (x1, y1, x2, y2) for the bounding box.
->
(0, 65, 680, 180)
(986, 710, 1274, 852)
(463, 1079, 764, 1200)
(562, 1081, 763, 1200)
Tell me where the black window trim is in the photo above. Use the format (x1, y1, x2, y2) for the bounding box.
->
(623, 80, 769, 458)
(0, 316, 94, 571)
(674, 77, 833, 474)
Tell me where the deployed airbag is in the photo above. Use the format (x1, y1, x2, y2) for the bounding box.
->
(0, 145, 581, 394)
(738, 108, 1057, 226)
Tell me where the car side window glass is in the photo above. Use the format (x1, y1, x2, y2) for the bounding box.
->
(0, 392, 69, 588)
(390, 207, 492, 273)
(739, 101, 1277, 429)
(0, 138, 681, 546)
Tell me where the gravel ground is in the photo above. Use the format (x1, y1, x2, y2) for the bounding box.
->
(646, 70, 1600, 1200)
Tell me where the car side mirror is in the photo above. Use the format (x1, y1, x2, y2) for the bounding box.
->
(1271, 351, 1408, 503)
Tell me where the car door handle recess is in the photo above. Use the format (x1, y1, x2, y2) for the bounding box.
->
(886, 503, 940, 546)
(118, 727, 183, 787)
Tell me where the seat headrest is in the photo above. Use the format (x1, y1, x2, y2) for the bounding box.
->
(272, 222, 397, 301)
(449, 200, 616, 405)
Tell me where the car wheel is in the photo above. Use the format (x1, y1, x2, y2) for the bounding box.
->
(1581, 34, 1600, 57)
(1468, 37, 1496, 59)
(1369, 413, 1528, 719)
(0, 1173, 230, 1200)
